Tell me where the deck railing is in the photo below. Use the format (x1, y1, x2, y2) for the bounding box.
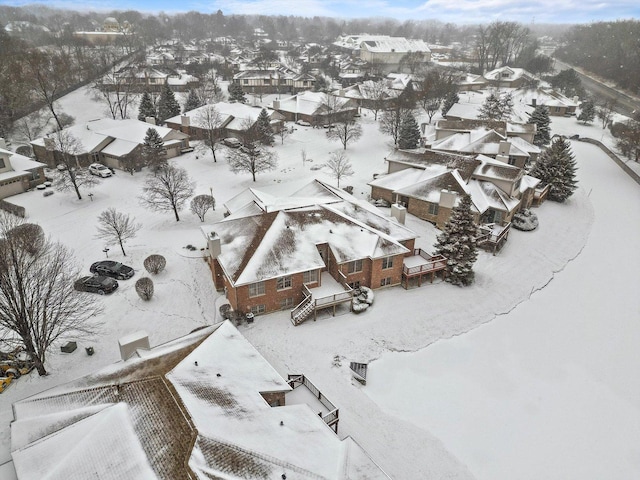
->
(477, 222, 511, 245)
(402, 249, 447, 277)
(288, 374, 339, 433)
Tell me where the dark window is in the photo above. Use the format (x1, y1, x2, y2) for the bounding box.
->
(347, 259, 363, 274)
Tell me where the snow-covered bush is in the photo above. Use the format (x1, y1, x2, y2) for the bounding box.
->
(144, 254, 166, 274)
(135, 277, 154, 301)
(352, 286, 374, 313)
(512, 209, 539, 231)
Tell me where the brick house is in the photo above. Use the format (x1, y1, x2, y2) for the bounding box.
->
(272, 92, 359, 126)
(369, 149, 543, 250)
(202, 180, 419, 319)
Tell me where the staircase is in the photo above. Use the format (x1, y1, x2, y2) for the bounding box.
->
(291, 296, 314, 326)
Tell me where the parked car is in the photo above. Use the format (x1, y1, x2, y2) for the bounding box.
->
(89, 163, 112, 177)
(74, 275, 118, 295)
(295, 119, 311, 127)
(90, 260, 134, 280)
(222, 137, 242, 148)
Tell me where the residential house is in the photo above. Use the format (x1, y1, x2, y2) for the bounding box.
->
(273, 92, 359, 126)
(483, 66, 536, 89)
(0, 145, 46, 200)
(514, 87, 579, 116)
(359, 37, 431, 73)
(9, 321, 391, 479)
(453, 72, 488, 91)
(369, 149, 543, 252)
(31, 119, 190, 171)
(202, 180, 420, 320)
(165, 102, 285, 142)
(232, 69, 316, 95)
(332, 81, 398, 111)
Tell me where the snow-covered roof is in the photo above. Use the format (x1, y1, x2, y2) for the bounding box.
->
(11, 321, 390, 480)
(206, 180, 416, 286)
(168, 102, 284, 133)
(444, 102, 482, 120)
(483, 66, 534, 83)
(473, 154, 523, 182)
(275, 92, 356, 116)
(394, 170, 469, 207)
(360, 37, 431, 54)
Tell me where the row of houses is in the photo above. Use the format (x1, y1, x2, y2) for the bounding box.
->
(0, 143, 46, 200)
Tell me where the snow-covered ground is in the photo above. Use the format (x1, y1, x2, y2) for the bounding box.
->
(0, 86, 638, 479)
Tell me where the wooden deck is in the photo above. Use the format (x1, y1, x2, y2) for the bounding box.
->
(401, 249, 447, 288)
(290, 273, 353, 325)
(477, 222, 511, 255)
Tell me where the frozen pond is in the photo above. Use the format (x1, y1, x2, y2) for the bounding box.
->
(366, 141, 640, 480)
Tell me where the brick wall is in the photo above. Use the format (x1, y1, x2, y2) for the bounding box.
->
(233, 272, 311, 315)
(370, 254, 404, 288)
(260, 391, 287, 407)
(371, 186, 394, 204)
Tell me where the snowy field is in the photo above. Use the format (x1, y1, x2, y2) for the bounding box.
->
(0, 86, 639, 479)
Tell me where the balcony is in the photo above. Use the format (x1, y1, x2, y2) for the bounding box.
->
(286, 374, 339, 433)
(290, 272, 353, 325)
(401, 249, 448, 288)
(476, 222, 511, 255)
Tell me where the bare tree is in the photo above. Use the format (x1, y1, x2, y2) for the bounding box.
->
(318, 94, 342, 127)
(95, 208, 141, 256)
(50, 129, 100, 200)
(139, 164, 195, 221)
(92, 63, 135, 120)
(190, 194, 216, 222)
(327, 120, 362, 150)
(417, 71, 456, 124)
(196, 69, 226, 103)
(361, 80, 389, 121)
(0, 213, 103, 376)
(195, 105, 223, 162)
(379, 106, 413, 146)
(325, 151, 354, 188)
(13, 111, 51, 142)
(596, 99, 617, 129)
(227, 143, 278, 182)
(277, 124, 292, 145)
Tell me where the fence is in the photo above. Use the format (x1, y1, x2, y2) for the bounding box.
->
(576, 137, 640, 186)
(287, 374, 339, 433)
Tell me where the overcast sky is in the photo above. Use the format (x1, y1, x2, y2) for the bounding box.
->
(2, 0, 639, 24)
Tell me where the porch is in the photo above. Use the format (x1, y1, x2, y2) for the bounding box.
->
(290, 272, 353, 326)
(533, 184, 550, 206)
(477, 222, 511, 255)
(286, 374, 339, 433)
(401, 249, 448, 289)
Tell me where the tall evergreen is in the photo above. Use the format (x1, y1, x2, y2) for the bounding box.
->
(183, 90, 203, 114)
(157, 84, 181, 123)
(255, 108, 274, 146)
(398, 113, 421, 149)
(138, 91, 156, 122)
(228, 83, 246, 103)
(529, 136, 578, 202)
(434, 194, 478, 286)
(142, 127, 166, 171)
(528, 105, 551, 146)
(441, 91, 459, 117)
(577, 99, 596, 124)
(478, 92, 513, 121)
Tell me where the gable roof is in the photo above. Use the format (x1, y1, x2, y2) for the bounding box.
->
(168, 102, 284, 132)
(11, 322, 390, 480)
(207, 180, 416, 286)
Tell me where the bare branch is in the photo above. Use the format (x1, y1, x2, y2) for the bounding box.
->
(95, 208, 141, 256)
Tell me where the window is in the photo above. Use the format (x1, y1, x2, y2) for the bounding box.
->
(276, 275, 292, 290)
(243, 79, 249, 85)
(248, 281, 265, 297)
(0, 158, 5, 169)
(508, 156, 517, 166)
(554, 107, 561, 113)
(264, 79, 271, 85)
(303, 270, 318, 284)
(250, 304, 266, 315)
(428, 202, 439, 215)
(382, 257, 393, 270)
(348, 281, 360, 289)
(380, 277, 392, 286)
(280, 297, 294, 309)
(347, 259, 363, 274)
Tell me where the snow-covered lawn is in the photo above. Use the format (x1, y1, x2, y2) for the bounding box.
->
(0, 87, 638, 479)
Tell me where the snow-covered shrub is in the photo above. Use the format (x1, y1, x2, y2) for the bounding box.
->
(352, 286, 375, 313)
(135, 277, 154, 301)
(373, 198, 391, 208)
(512, 209, 539, 231)
(144, 254, 166, 274)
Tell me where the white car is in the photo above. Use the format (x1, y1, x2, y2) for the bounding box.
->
(222, 137, 242, 148)
(89, 163, 112, 177)
(295, 119, 311, 127)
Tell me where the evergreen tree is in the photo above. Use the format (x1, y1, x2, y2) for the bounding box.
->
(138, 91, 156, 122)
(228, 83, 246, 103)
(434, 194, 478, 286)
(157, 84, 181, 123)
(398, 113, 421, 149)
(255, 108, 274, 146)
(183, 90, 203, 114)
(529, 136, 578, 202)
(528, 105, 551, 146)
(478, 92, 513, 121)
(142, 127, 166, 171)
(441, 91, 459, 117)
(577, 99, 596, 124)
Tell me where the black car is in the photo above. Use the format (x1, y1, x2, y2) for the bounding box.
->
(90, 260, 134, 280)
(74, 275, 118, 295)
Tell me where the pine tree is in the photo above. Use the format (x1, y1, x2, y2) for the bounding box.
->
(157, 84, 181, 123)
(577, 99, 596, 124)
(255, 108, 274, 146)
(528, 105, 551, 146)
(434, 194, 478, 286)
(397, 113, 421, 149)
(142, 127, 166, 171)
(478, 92, 513, 121)
(183, 90, 203, 114)
(138, 91, 156, 122)
(529, 136, 578, 202)
(441, 91, 459, 117)
(228, 83, 246, 103)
